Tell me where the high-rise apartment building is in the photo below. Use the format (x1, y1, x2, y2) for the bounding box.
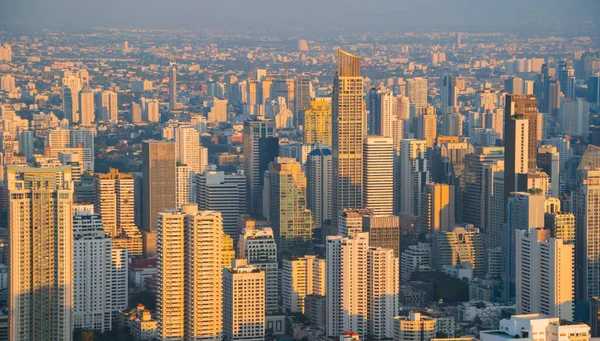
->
(71, 127, 95, 171)
(363, 136, 394, 216)
(243, 117, 277, 215)
(176, 163, 192, 208)
(407, 77, 428, 107)
(63, 76, 81, 123)
(306, 148, 333, 229)
(142, 141, 176, 232)
(94, 168, 137, 237)
(332, 49, 364, 228)
(157, 206, 227, 341)
(574, 145, 600, 301)
(79, 88, 95, 125)
(515, 228, 574, 321)
(175, 126, 204, 174)
(95, 90, 118, 122)
(8, 165, 74, 341)
(368, 247, 399, 340)
(504, 76, 523, 95)
(441, 75, 457, 114)
(431, 226, 485, 277)
(264, 157, 312, 249)
(338, 208, 372, 237)
(196, 169, 247, 240)
(326, 232, 369, 338)
(169, 63, 177, 109)
(399, 139, 430, 223)
(544, 211, 575, 244)
(303, 99, 332, 146)
(223, 259, 266, 341)
(295, 74, 311, 128)
(282, 255, 326, 313)
(560, 98, 590, 136)
(368, 86, 394, 137)
(238, 226, 279, 314)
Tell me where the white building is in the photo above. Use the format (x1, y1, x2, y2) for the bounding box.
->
(326, 232, 368, 338)
(399, 139, 430, 220)
(238, 226, 279, 314)
(560, 98, 590, 136)
(400, 243, 431, 282)
(363, 136, 394, 216)
(223, 259, 266, 341)
(394, 312, 436, 341)
(480, 314, 590, 341)
(282, 255, 326, 313)
(71, 127, 95, 172)
(368, 247, 399, 340)
(306, 148, 333, 229)
(96, 90, 118, 122)
(111, 247, 129, 312)
(515, 228, 574, 321)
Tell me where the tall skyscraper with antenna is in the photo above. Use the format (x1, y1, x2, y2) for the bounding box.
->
(332, 49, 364, 229)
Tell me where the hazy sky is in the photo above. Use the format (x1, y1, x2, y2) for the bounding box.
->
(1, 0, 598, 33)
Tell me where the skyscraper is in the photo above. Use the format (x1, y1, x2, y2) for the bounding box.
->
(419, 183, 455, 232)
(238, 226, 279, 314)
(399, 139, 430, 223)
(243, 117, 277, 215)
(282, 255, 326, 313)
(368, 86, 394, 137)
(63, 76, 81, 123)
(169, 62, 177, 109)
(142, 141, 176, 232)
(327, 232, 369, 338)
(560, 98, 590, 136)
(417, 108, 437, 148)
(8, 165, 74, 341)
(367, 247, 399, 340)
(574, 145, 600, 301)
(515, 228, 574, 321)
(95, 90, 118, 122)
(332, 49, 364, 228)
(306, 148, 333, 229)
(431, 226, 485, 277)
(264, 157, 312, 249)
(71, 127, 95, 171)
(175, 126, 203, 173)
(79, 88, 95, 125)
(407, 77, 428, 107)
(303, 99, 332, 146)
(94, 168, 139, 238)
(363, 136, 394, 216)
(196, 169, 247, 240)
(558, 60, 576, 98)
(441, 75, 457, 114)
(223, 259, 266, 341)
(295, 74, 311, 128)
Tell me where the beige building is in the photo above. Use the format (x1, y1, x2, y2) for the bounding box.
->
(420, 183, 455, 232)
(94, 168, 137, 237)
(417, 109, 437, 148)
(223, 259, 266, 341)
(368, 247, 399, 340)
(142, 141, 176, 232)
(8, 165, 74, 341)
(394, 312, 436, 341)
(432, 226, 485, 278)
(79, 89, 95, 125)
(282, 255, 326, 313)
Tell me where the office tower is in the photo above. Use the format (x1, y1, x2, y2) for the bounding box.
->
(560, 98, 590, 136)
(505, 192, 546, 299)
(431, 225, 485, 277)
(338, 208, 372, 237)
(176, 163, 192, 208)
(417, 110, 437, 147)
(131, 101, 142, 123)
(363, 215, 400, 257)
(272, 77, 295, 114)
(400, 243, 431, 282)
(332, 49, 364, 228)
(141, 97, 160, 122)
(559, 60, 576, 98)
(407, 77, 428, 107)
(0, 74, 15, 92)
(419, 183, 455, 232)
(534, 64, 550, 113)
(537, 145, 561, 197)
(282, 255, 326, 313)
(368, 86, 394, 137)
(243, 117, 277, 215)
(504, 94, 539, 205)
(238, 226, 279, 314)
(441, 75, 457, 114)
(306, 148, 333, 229)
(304, 99, 332, 146)
(367, 247, 399, 340)
(8, 166, 74, 341)
(207, 97, 228, 122)
(295, 74, 311, 127)
(504, 76, 523, 95)
(587, 74, 600, 109)
(169, 62, 177, 109)
(264, 157, 312, 249)
(515, 228, 574, 321)
(157, 206, 227, 340)
(63, 76, 82, 123)
(548, 79, 562, 118)
(442, 112, 464, 136)
(544, 212, 575, 244)
(196, 170, 247, 239)
(73, 209, 112, 333)
(574, 145, 600, 301)
(394, 312, 436, 341)
(480, 315, 590, 341)
(96, 90, 118, 122)
(142, 141, 176, 232)
(363, 136, 394, 216)
(71, 127, 94, 172)
(326, 232, 368, 338)
(223, 259, 266, 341)
(399, 139, 430, 223)
(395, 95, 411, 120)
(94, 168, 138, 238)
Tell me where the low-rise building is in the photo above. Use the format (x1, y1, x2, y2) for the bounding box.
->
(120, 304, 158, 341)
